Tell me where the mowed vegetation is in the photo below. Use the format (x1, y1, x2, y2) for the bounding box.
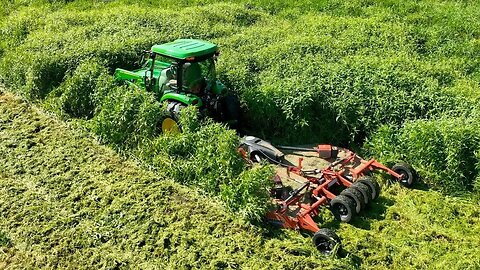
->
(1, 92, 479, 269)
(0, 0, 480, 268)
(0, 92, 350, 269)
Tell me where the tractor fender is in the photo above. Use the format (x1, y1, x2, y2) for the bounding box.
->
(160, 92, 203, 107)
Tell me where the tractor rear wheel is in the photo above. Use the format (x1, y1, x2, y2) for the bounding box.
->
(392, 162, 415, 187)
(330, 195, 355, 222)
(357, 176, 380, 200)
(312, 228, 341, 255)
(159, 101, 185, 134)
(340, 187, 365, 214)
(222, 94, 241, 129)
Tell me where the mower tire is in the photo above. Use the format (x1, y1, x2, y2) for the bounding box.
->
(312, 228, 342, 256)
(392, 162, 416, 187)
(330, 195, 355, 222)
(340, 187, 365, 214)
(357, 176, 380, 200)
(159, 101, 185, 134)
(350, 182, 371, 205)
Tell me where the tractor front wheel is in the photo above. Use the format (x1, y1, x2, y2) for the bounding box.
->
(312, 228, 342, 255)
(159, 101, 185, 134)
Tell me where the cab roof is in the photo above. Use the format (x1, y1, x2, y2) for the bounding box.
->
(151, 39, 218, 60)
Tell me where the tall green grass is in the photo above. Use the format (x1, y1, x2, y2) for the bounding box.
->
(0, 3, 276, 220)
(367, 117, 480, 194)
(0, 0, 479, 213)
(217, 12, 479, 143)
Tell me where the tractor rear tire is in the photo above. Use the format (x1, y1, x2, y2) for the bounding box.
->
(330, 195, 355, 223)
(350, 182, 371, 205)
(357, 176, 380, 200)
(340, 187, 365, 214)
(159, 101, 185, 134)
(312, 228, 342, 256)
(392, 162, 415, 187)
(222, 94, 241, 129)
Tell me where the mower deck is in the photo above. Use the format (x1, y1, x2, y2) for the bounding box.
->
(239, 136, 417, 255)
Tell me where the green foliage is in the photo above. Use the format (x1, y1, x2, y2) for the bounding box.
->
(0, 230, 11, 247)
(137, 107, 274, 220)
(217, 15, 479, 144)
(90, 85, 162, 148)
(220, 165, 275, 221)
(367, 118, 480, 194)
(1, 94, 479, 269)
(1, 0, 480, 267)
(44, 59, 112, 118)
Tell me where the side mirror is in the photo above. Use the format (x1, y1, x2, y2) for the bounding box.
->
(139, 50, 152, 67)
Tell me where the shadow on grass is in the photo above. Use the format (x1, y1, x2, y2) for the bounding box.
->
(409, 177, 430, 191)
(320, 195, 395, 231)
(350, 196, 395, 230)
(338, 248, 363, 265)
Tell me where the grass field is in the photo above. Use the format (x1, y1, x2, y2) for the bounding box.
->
(1, 0, 480, 268)
(0, 92, 349, 269)
(1, 92, 479, 269)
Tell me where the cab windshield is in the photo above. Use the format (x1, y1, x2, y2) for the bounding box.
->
(179, 58, 216, 93)
(197, 58, 216, 82)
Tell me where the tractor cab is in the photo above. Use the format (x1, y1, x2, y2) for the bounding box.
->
(115, 39, 224, 106)
(152, 40, 219, 94)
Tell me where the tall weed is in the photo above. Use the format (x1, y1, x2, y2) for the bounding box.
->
(367, 118, 480, 194)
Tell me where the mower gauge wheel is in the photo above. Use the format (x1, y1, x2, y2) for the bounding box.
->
(392, 162, 415, 187)
(312, 228, 342, 255)
(330, 195, 355, 222)
(357, 176, 380, 200)
(340, 188, 365, 214)
(350, 182, 371, 205)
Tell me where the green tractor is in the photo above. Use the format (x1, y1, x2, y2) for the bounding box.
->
(114, 39, 240, 133)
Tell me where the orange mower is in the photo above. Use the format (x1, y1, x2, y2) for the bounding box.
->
(239, 136, 417, 255)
